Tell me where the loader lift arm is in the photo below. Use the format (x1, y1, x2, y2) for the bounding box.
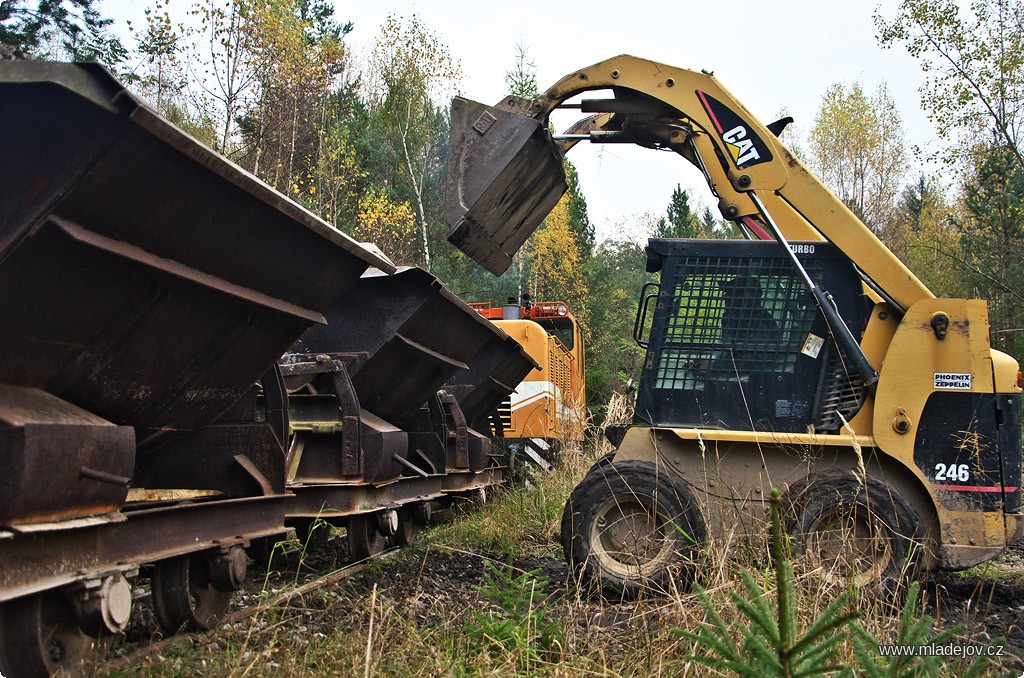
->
(445, 54, 933, 314)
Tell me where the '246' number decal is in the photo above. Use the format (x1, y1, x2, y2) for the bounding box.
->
(935, 463, 971, 483)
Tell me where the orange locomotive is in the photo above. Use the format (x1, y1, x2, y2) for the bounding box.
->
(471, 297, 586, 466)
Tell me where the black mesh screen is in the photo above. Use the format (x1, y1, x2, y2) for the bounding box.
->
(636, 239, 868, 433)
(655, 257, 821, 390)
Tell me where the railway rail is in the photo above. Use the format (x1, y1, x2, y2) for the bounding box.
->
(103, 547, 396, 673)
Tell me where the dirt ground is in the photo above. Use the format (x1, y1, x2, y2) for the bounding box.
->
(931, 539, 1024, 664)
(320, 541, 1024, 670)
(111, 516, 1024, 675)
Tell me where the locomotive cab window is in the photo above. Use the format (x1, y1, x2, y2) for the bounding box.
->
(535, 317, 576, 351)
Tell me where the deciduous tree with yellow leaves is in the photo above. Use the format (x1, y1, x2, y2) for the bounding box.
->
(526, 197, 588, 329)
(353, 190, 419, 266)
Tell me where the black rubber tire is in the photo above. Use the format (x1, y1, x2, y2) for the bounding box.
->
(783, 470, 923, 595)
(587, 451, 616, 476)
(561, 460, 706, 598)
(151, 554, 232, 634)
(0, 591, 93, 678)
(558, 452, 617, 556)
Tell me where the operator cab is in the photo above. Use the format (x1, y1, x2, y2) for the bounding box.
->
(634, 239, 869, 434)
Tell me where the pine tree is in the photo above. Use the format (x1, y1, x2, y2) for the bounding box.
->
(655, 184, 700, 238)
(960, 143, 1024, 358)
(565, 161, 594, 259)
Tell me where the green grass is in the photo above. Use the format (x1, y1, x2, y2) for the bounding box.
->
(103, 421, 1020, 677)
(435, 481, 568, 560)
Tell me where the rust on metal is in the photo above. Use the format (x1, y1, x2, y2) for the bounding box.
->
(442, 333, 538, 433)
(0, 385, 134, 526)
(0, 495, 286, 604)
(0, 61, 535, 648)
(444, 97, 568, 274)
(0, 61, 394, 452)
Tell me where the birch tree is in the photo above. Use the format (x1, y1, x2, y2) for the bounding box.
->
(240, 0, 346, 190)
(187, 0, 259, 154)
(132, 0, 184, 114)
(877, 0, 1024, 169)
(366, 14, 460, 269)
(809, 82, 908, 232)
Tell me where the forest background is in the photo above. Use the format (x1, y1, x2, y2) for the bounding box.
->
(2, 0, 1023, 419)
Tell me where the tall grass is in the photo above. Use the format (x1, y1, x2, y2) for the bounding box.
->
(105, 392, 1016, 676)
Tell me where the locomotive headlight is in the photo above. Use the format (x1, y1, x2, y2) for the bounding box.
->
(557, 304, 568, 316)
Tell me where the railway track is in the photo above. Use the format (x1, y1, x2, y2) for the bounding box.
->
(104, 546, 397, 673)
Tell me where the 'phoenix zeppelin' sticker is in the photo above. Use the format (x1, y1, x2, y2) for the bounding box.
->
(934, 372, 972, 390)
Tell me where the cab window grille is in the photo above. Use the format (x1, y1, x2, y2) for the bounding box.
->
(654, 257, 822, 390)
(637, 239, 867, 433)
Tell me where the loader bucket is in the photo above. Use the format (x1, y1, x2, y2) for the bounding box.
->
(289, 267, 506, 426)
(444, 97, 568, 275)
(0, 62, 393, 452)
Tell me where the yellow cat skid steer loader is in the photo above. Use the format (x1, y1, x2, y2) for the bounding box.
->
(444, 55, 1024, 596)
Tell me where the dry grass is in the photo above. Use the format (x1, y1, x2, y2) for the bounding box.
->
(104, 392, 1019, 676)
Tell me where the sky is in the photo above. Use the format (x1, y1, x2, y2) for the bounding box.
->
(100, 0, 936, 242)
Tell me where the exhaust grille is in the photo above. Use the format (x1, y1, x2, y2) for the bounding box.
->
(498, 396, 512, 432)
(813, 346, 866, 432)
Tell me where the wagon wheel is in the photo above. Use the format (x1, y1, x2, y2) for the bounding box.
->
(246, 534, 286, 568)
(151, 553, 232, 634)
(391, 505, 424, 547)
(347, 514, 385, 561)
(0, 590, 93, 677)
(294, 518, 332, 553)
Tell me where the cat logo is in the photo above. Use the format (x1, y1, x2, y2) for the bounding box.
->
(696, 90, 772, 169)
(722, 125, 761, 166)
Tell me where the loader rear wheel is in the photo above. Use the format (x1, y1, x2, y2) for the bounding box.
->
(561, 461, 706, 598)
(152, 554, 232, 634)
(0, 591, 93, 677)
(784, 470, 923, 595)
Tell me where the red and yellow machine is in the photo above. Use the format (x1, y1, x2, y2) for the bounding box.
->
(472, 298, 586, 466)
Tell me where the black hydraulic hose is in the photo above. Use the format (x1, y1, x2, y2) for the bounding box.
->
(748, 193, 879, 393)
(811, 286, 880, 391)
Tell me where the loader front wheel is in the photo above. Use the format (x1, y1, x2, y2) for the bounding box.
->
(561, 461, 705, 598)
(784, 470, 923, 596)
(559, 451, 616, 557)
